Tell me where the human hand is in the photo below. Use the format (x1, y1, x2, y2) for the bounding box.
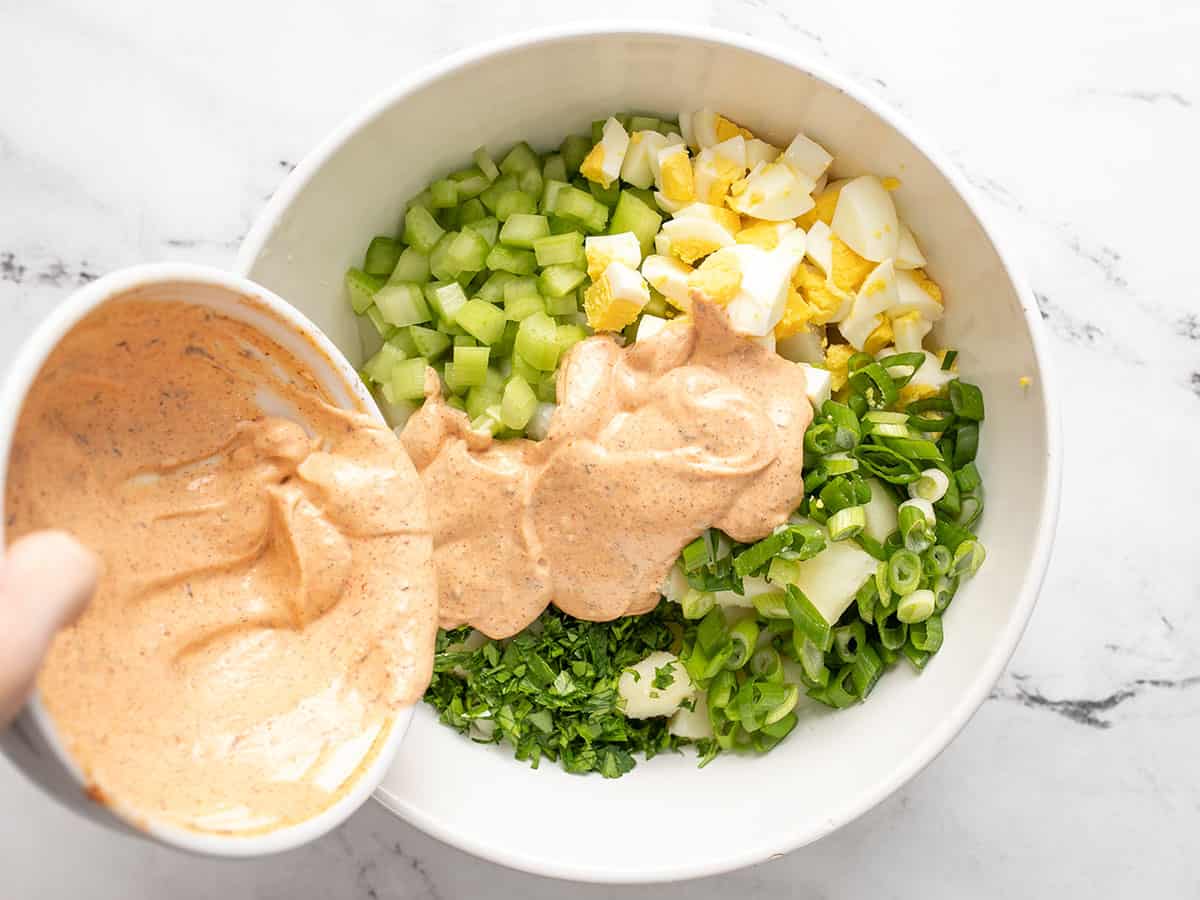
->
(0, 531, 98, 727)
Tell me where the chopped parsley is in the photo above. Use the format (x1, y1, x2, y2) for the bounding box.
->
(424, 602, 690, 778)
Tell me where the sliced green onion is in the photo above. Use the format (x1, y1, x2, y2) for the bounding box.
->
(805, 422, 838, 456)
(707, 670, 737, 710)
(848, 361, 898, 408)
(732, 528, 789, 576)
(924, 544, 953, 578)
(681, 534, 714, 572)
(909, 614, 944, 653)
(810, 666, 857, 709)
(794, 634, 830, 687)
(854, 444, 922, 484)
(828, 505, 866, 540)
(951, 422, 979, 467)
(849, 642, 883, 698)
(749, 648, 784, 683)
(751, 590, 789, 619)
(910, 468, 950, 502)
(949, 380, 985, 421)
(680, 587, 716, 620)
(763, 684, 800, 725)
(726, 619, 759, 670)
(832, 621, 867, 666)
(902, 644, 930, 671)
(822, 452, 859, 476)
(941, 349, 959, 370)
(932, 575, 957, 613)
(876, 609, 908, 651)
(696, 607, 728, 656)
(896, 588, 935, 623)
(887, 549, 922, 595)
(885, 437, 943, 461)
(855, 577, 878, 625)
(956, 462, 983, 493)
(784, 585, 833, 653)
(952, 540, 987, 578)
(874, 559, 893, 611)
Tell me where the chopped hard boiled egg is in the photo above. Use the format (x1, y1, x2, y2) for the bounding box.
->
(830, 175, 899, 262)
(780, 525, 878, 624)
(579, 116, 630, 188)
(824, 343, 855, 391)
(798, 363, 832, 407)
(736, 219, 796, 251)
(805, 220, 834, 275)
(688, 248, 744, 305)
(840, 259, 900, 349)
(719, 245, 798, 336)
(660, 212, 737, 264)
(727, 161, 816, 221)
(641, 253, 693, 309)
(797, 178, 845, 229)
(745, 138, 781, 168)
(693, 136, 747, 205)
(656, 142, 695, 203)
(583, 261, 650, 331)
(781, 131, 833, 182)
(895, 224, 927, 269)
(892, 310, 933, 353)
(618, 651, 695, 719)
(688, 108, 753, 150)
(635, 313, 671, 342)
(620, 131, 668, 190)
(776, 325, 827, 364)
(893, 269, 944, 320)
(792, 261, 853, 325)
(585, 232, 642, 281)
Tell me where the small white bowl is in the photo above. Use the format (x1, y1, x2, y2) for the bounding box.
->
(0, 263, 413, 858)
(235, 25, 1062, 882)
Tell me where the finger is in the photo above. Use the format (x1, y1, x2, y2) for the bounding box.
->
(0, 530, 99, 725)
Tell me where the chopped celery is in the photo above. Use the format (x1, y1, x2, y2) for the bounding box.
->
(560, 134, 592, 175)
(447, 229, 491, 273)
(389, 327, 418, 357)
(345, 267, 384, 314)
(449, 167, 491, 199)
(362, 342, 407, 384)
(392, 357, 429, 401)
(363, 237, 402, 277)
(456, 298, 507, 344)
(541, 179, 568, 215)
(501, 375, 538, 429)
(535, 372, 557, 403)
(466, 385, 501, 420)
(408, 189, 434, 211)
(496, 319, 520, 357)
(453, 333, 476, 347)
(430, 179, 458, 209)
(538, 264, 586, 298)
(477, 271, 515, 304)
(661, 120, 681, 136)
(609, 190, 663, 256)
(628, 114, 660, 133)
(590, 119, 605, 143)
(428, 231, 460, 281)
(409, 325, 451, 361)
(473, 146, 500, 181)
(485, 244, 537, 275)
(479, 173, 518, 212)
(554, 186, 609, 232)
(545, 291, 578, 317)
(515, 311, 561, 371)
(365, 304, 391, 337)
(464, 216, 499, 248)
(459, 197, 486, 225)
(589, 179, 621, 208)
(430, 282, 468, 324)
(542, 154, 567, 183)
(518, 168, 544, 198)
(374, 283, 432, 327)
(625, 185, 656, 211)
(499, 141, 540, 175)
(403, 206, 445, 253)
(548, 215, 577, 234)
(499, 213, 550, 249)
(511, 352, 542, 384)
(390, 247, 431, 284)
(614, 113, 632, 130)
(504, 276, 540, 302)
(644, 290, 669, 318)
(495, 190, 538, 222)
(441, 361, 469, 395)
(533, 231, 584, 267)
(556, 323, 587, 356)
(505, 292, 544, 322)
(452, 345, 491, 387)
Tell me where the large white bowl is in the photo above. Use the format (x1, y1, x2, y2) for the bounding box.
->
(235, 24, 1061, 883)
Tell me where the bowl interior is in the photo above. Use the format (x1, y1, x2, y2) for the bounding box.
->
(236, 29, 1056, 882)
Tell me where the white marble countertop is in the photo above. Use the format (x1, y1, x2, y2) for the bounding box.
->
(2, 1, 1198, 896)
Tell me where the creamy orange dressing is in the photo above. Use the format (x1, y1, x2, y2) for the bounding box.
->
(402, 301, 812, 639)
(5, 300, 436, 834)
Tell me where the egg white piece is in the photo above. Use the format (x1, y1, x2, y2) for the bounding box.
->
(668, 692, 712, 739)
(602, 259, 651, 307)
(660, 216, 738, 260)
(831, 175, 899, 262)
(652, 139, 689, 190)
(635, 313, 670, 342)
(620, 131, 668, 190)
(901, 350, 957, 392)
(776, 326, 827, 364)
(709, 134, 747, 169)
(780, 530, 878, 624)
(654, 231, 674, 256)
(585, 232, 642, 279)
(798, 363, 832, 407)
(689, 108, 721, 149)
(727, 161, 816, 221)
(678, 110, 697, 150)
(840, 259, 900, 349)
(712, 575, 775, 609)
(862, 478, 899, 543)
(618, 651, 696, 719)
(641, 254, 693, 307)
(893, 270, 945, 320)
(653, 191, 689, 214)
(671, 202, 735, 224)
(895, 223, 927, 269)
(721, 245, 796, 336)
(892, 312, 933, 353)
(745, 138, 781, 168)
(582, 116, 630, 188)
(805, 220, 835, 276)
(782, 131, 833, 182)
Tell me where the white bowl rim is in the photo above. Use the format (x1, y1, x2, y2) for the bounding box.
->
(0, 261, 415, 858)
(235, 22, 1064, 883)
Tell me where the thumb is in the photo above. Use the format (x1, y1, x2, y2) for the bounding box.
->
(0, 530, 99, 726)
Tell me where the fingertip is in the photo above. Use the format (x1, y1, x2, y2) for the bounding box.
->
(3, 530, 100, 630)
